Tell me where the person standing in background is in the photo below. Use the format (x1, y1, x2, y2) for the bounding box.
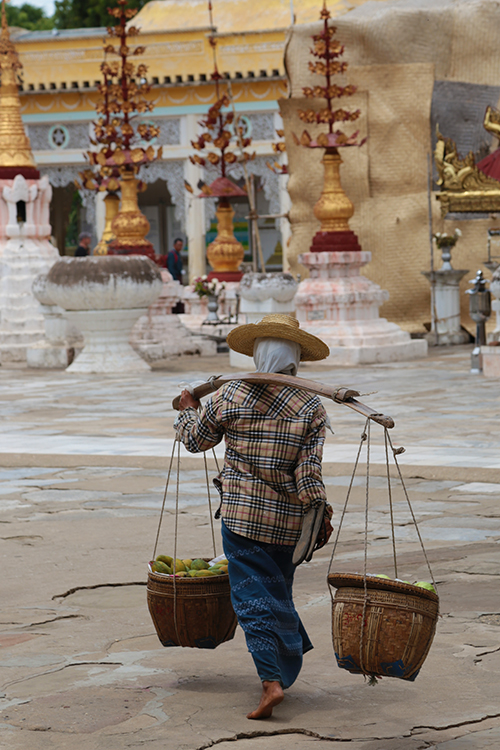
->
(167, 237, 184, 282)
(74, 232, 92, 257)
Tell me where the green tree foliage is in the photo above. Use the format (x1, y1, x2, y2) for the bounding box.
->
(6, 3, 54, 31)
(54, 0, 151, 30)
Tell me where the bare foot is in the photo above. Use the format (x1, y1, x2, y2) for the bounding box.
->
(247, 680, 284, 720)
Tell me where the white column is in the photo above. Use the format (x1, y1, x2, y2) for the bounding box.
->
(279, 172, 291, 272)
(183, 114, 206, 282)
(273, 112, 291, 272)
(95, 192, 106, 248)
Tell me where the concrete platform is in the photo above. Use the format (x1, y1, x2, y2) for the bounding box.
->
(0, 345, 499, 749)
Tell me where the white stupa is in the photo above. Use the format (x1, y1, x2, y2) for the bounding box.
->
(0, 1, 59, 361)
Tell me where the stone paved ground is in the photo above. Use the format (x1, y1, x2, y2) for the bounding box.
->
(0, 346, 499, 749)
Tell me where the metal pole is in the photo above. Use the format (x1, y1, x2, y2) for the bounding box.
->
(427, 152, 439, 343)
(250, 174, 257, 272)
(427, 153, 435, 274)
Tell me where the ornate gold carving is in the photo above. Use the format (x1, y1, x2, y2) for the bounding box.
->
(434, 128, 500, 216)
(206, 199, 244, 273)
(0, 0, 37, 171)
(483, 105, 500, 140)
(94, 193, 119, 255)
(314, 147, 354, 232)
(109, 173, 154, 254)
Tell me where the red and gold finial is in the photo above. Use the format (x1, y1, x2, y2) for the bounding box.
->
(294, 1, 365, 149)
(187, 0, 254, 190)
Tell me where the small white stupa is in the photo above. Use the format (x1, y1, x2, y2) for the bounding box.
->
(0, 1, 59, 362)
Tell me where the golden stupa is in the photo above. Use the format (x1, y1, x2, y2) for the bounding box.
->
(0, 0, 38, 177)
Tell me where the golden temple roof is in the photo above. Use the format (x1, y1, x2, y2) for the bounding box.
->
(0, 0, 37, 175)
(11, 0, 387, 116)
(133, 0, 382, 33)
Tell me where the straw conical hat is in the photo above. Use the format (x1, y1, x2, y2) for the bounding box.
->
(226, 314, 329, 361)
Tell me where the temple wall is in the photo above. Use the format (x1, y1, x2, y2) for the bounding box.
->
(283, 0, 500, 333)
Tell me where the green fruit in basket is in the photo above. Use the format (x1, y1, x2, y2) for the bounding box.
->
(182, 559, 193, 570)
(191, 559, 209, 570)
(195, 569, 217, 577)
(213, 568, 227, 575)
(415, 581, 436, 593)
(156, 555, 173, 566)
(175, 571, 188, 577)
(172, 559, 186, 573)
(375, 574, 390, 579)
(187, 570, 198, 577)
(152, 560, 171, 575)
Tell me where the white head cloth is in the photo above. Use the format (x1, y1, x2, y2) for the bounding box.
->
(253, 337, 301, 376)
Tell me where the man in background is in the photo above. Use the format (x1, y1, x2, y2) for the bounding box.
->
(167, 237, 184, 282)
(74, 232, 92, 257)
(167, 237, 185, 312)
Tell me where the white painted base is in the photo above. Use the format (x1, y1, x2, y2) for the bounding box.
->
(487, 298, 500, 343)
(26, 302, 72, 370)
(132, 314, 217, 361)
(130, 271, 217, 360)
(296, 250, 428, 364)
(300, 318, 427, 364)
(26, 342, 69, 369)
(0, 237, 59, 361)
(422, 268, 469, 346)
(66, 308, 150, 373)
(481, 346, 500, 378)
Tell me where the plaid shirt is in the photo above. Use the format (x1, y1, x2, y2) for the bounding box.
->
(175, 380, 328, 545)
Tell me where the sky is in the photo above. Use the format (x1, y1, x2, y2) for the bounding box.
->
(13, 0, 55, 15)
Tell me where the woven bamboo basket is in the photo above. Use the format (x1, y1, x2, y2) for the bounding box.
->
(328, 573, 439, 681)
(147, 562, 238, 649)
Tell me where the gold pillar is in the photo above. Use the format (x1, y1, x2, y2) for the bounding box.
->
(313, 147, 354, 232)
(94, 193, 119, 255)
(109, 172, 154, 256)
(206, 199, 244, 273)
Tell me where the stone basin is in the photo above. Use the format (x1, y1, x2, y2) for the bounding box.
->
(45, 256, 163, 373)
(239, 271, 298, 303)
(46, 255, 163, 310)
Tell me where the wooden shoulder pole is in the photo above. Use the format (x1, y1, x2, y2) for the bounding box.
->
(172, 372, 395, 429)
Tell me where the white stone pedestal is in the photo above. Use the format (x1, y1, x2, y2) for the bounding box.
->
(131, 271, 218, 361)
(27, 273, 73, 369)
(488, 265, 500, 343)
(26, 302, 69, 369)
(65, 308, 151, 373)
(481, 345, 500, 377)
(45, 256, 163, 374)
(0, 174, 59, 362)
(422, 269, 469, 346)
(229, 272, 298, 369)
(295, 250, 427, 365)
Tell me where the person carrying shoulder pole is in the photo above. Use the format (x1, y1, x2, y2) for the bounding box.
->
(175, 314, 333, 720)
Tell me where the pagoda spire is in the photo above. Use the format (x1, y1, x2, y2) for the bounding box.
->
(0, 0, 38, 178)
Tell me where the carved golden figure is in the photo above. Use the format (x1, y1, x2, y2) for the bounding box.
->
(434, 128, 500, 217)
